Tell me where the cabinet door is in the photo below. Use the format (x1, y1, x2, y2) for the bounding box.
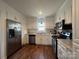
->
(58, 45, 67, 59)
(73, 41, 79, 59)
(65, 0, 72, 24)
(66, 49, 73, 59)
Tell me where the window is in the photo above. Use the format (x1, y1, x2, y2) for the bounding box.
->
(37, 17, 46, 32)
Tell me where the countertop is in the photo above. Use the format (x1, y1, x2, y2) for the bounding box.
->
(57, 39, 73, 51)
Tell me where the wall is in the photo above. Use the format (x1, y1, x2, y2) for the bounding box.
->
(73, 0, 79, 39)
(27, 16, 55, 29)
(72, 0, 79, 58)
(71, 0, 79, 58)
(0, 11, 1, 59)
(55, 0, 72, 24)
(0, 0, 27, 59)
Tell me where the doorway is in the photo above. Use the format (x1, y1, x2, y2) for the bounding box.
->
(29, 35, 36, 45)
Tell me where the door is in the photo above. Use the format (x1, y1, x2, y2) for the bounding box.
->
(29, 35, 36, 45)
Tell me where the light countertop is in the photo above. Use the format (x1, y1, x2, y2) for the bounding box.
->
(57, 39, 73, 51)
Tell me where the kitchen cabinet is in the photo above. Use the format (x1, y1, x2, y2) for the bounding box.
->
(57, 39, 72, 59)
(64, 0, 72, 24)
(56, 0, 72, 24)
(73, 39, 79, 59)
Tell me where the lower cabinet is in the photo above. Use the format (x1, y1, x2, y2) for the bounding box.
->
(73, 39, 79, 59)
(57, 39, 72, 59)
(58, 44, 67, 59)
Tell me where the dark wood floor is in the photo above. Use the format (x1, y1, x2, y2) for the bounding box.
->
(8, 45, 56, 59)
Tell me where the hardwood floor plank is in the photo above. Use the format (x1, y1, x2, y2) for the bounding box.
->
(8, 45, 56, 59)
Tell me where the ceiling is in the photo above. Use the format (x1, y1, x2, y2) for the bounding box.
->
(3, 0, 65, 17)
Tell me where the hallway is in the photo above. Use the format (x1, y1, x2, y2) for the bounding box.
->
(8, 45, 56, 59)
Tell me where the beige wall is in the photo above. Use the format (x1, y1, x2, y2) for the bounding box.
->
(72, 0, 79, 59)
(73, 0, 79, 39)
(55, 0, 72, 24)
(0, 14, 1, 59)
(0, 0, 28, 59)
(27, 16, 55, 29)
(72, 0, 79, 39)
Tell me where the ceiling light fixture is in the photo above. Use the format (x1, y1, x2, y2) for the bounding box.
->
(39, 11, 42, 15)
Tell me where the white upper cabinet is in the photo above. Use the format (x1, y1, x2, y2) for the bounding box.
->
(64, 0, 72, 24)
(56, 0, 72, 24)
